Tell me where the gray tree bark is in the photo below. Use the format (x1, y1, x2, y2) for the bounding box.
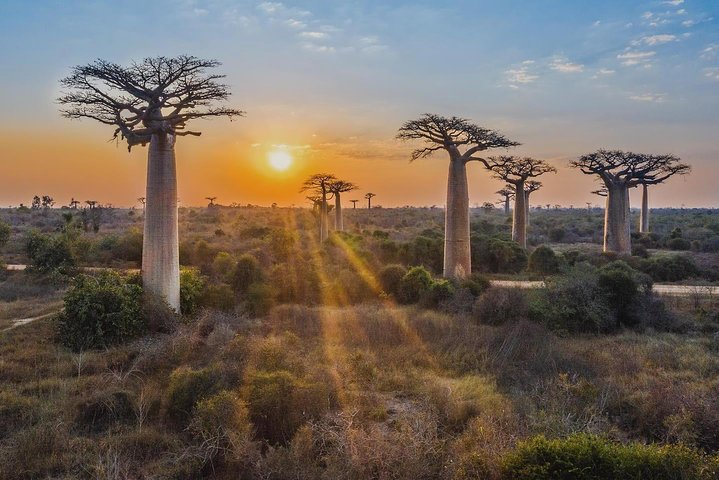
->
(639, 184, 649, 233)
(512, 180, 527, 248)
(504, 197, 510, 215)
(320, 195, 329, 242)
(604, 183, 631, 254)
(335, 192, 343, 232)
(142, 133, 180, 312)
(444, 156, 471, 279)
(524, 191, 531, 228)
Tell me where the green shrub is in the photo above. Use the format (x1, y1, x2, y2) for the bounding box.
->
(397, 266, 434, 304)
(400, 236, 444, 273)
(637, 254, 700, 282)
(211, 251, 235, 279)
(244, 282, 275, 317)
(528, 246, 560, 276)
(74, 389, 135, 433)
(473, 288, 529, 325)
(0, 220, 10, 249)
(56, 271, 144, 351)
(180, 268, 205, 315)
(26, 231, 76, 274)
(378, 264, 408, 296)
(421, 279, 455, 308)
(460, 273, 491, 297)
(597, 261, 652, 327)
(472, 235, 528, 274)
(667, 237, 691, 251)
(113, 228, 143, 262)
(165, 366, 221, 424)
(503, 434, 719, 480)
(232, 254, 263, 293)
(200, 283, 236, 311)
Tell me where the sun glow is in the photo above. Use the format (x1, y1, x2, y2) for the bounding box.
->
(268, 150, 293, 171)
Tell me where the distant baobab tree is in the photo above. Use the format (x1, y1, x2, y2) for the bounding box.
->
(364, 192, 376, 209)
(137, 197, 146, 209)
(328, 180, 358, 232)
(484, 156, 556, 248)
(350, 199, 359, 209)
(69, 197, 80, 209)
(58, 56, 243, 311)
(570, 150, 689, 254)
(523, 180, 543, 228)
(481, 202, 495, 214)
(636, 161, 689, 232)
(301, 173, 336, 242)
(496, 187, 514, 215)
(397, 114, 519, 279)
(206, 196, 217, 208)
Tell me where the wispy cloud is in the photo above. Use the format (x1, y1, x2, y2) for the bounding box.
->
(701, 44, 719, 60)
(299, 31, 328, 40)
(505, 60, 538, 88)
(630, 93, 667, 103)
(617, 50, 656, 66)
(705, 68, 719, 81)
(638, 34, 677, 46)
(664, 0, 683, 4)
(550, 57, 584, 73)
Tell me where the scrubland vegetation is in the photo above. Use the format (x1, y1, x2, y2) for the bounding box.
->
(1, 205, 719, 479)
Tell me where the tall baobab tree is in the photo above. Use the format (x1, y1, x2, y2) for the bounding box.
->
(350, 199, 359, 209)
(205, 196, 217, 208)
(69, 198, 80, 209)
(397, 114, 519, 279)
(484, 156, 556, 248)
(636, 160, 689, 232)
(524, 180, 542, 228)
(301, 173, 336, 242)
(496, 186, 514, 215)
(58, 56, 243, 312)
(364, 192, 376, 209)
(570, 150, 690, 254)
(328, 180, 358, 232)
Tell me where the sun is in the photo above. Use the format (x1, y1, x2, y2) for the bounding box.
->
(267, 150, 293, 171)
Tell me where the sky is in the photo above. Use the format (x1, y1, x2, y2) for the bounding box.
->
(0, 0, 718, 208)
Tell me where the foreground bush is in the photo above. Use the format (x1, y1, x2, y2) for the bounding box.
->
(56, 271, 144, 351)
(503, 434, 719, 480)
(528, 245, 560, 276)
(180, 268, 205, 315)
(26, 231, 75, 274)
(378, 264, 408, 297)
(397, 266, 434, 304)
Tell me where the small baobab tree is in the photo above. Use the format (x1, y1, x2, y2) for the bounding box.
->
(350, 199, 359, 209)
(59, 56, 243, 311)
(570, 150, 690, 254)
(524, 180, 542, 228)
(636, 161, 689, 232)
(328, 180, 358, 232)
(484, 156, 556, 248)
(301, 173, 336, 242)
(364, 192, 376, 209)
(137, 197, 146, 209)
(397, 114, 519, 279)
(496, 187, 514, 215)
(206, 196, 217, 208)
(69, 198, 80, 209)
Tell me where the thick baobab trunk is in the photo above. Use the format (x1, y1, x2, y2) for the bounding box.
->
(335, 193, 343, 232)
(639, 184, 649, 233)
(444, 157, 471, 279)
(524, 191, 531, 228)
(320, 196, 329, 242)
(143, 133, 180, 312)
(604, 183, 631, 254)
(367, 197, 372, 209)
(512, 181, 527, 248)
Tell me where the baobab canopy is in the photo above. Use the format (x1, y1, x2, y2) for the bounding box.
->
(58, 56, 244, 150)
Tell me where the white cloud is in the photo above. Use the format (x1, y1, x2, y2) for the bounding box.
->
(505, 62, 539, 87)
(704, 68, 719, 80)
(639, 34, 677, 45)
(617, 50, 656, 66)
(550, 57, 584, 73)
(284, 18, 306, 28)
(301, 43, 336, 53)
(664, 0, 683, 4)
(300, 31, 328, 40)
(629, 93, 667, 103)
(701, 44, 719, 60)
(257, 2, 282, 15)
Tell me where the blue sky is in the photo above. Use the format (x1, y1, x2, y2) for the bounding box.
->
(0, 0, 717, 207)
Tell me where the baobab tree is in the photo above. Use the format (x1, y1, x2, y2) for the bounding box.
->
(570, 150, 689, 254)
(350, 199, 359, 209)
(301, 173, 336, 242)
(328, 180, 358, 232)
(69, 198, 80, 209)
(496, 187, 514, 215)
(137, 197, 146, 209)
(637, 160, 689, 231)
(58, 56, 243, 311)
(206, 196, 217, 208)
(364, 192, 376, 209)
(484, 156, 556, 248)
(397, 114, 519, 278)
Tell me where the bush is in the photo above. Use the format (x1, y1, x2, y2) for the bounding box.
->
(0, 220, 10, 249)
(74, 389, 135, 433)
(165, 366, 222, 424)
(56, 271, 144, 351)
(503, 434, 719, 480)
(667, 237, 691, 251)
(597, 261, 652, 327)
(200, 283, 236, 311)
(460, 273, 491, 297)
(378, 264, 408, 296)
(244, 282, 275, 317)
(473, 288, 529, 325)
(180, 268, 205, 315)
(528, 245, 560, 276)
(472, 235, 527, 274)
(397, 266, 434, 304)
(637, 254, 700, 282)
(211, 251, 235, 279)
(232, 254, 263, 293)
(113, 228, 143, 262)
(26, 231, 76, 274)
(421, 279, 455, 308)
